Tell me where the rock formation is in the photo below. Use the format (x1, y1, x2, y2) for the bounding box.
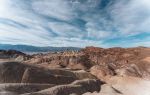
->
(0, 47, 149, 95)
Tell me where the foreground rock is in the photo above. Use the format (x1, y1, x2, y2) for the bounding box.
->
(90, 65, 115, 81)
(107, 76, 150, 95)
(0, 62, 99, 95)
(83, 84, 123, 95)
(23, 79, 101, 95)
(0, 83, 55, 94)
(83, 76, 150, 95)
(0, 47, 150, 95)
(0, 62, 27, 83)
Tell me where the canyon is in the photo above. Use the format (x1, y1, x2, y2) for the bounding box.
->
(0, 46, 150, 95)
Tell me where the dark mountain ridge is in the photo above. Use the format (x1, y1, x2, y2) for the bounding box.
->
(0, 44, 81, 52)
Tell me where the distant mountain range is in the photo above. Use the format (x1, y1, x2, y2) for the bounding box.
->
(0, 44, 81, 52)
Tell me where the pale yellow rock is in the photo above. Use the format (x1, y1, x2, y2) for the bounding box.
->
(108, 76, 150, 95)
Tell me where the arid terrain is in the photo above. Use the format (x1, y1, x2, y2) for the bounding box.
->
(0, 47, 150, 95)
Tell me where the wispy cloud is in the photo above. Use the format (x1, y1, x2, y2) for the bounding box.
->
(0, 0, 149, 47)
(32, 0, 76, 21)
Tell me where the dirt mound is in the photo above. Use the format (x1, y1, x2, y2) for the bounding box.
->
(21, 68, 76, 84)
(0, 62, 99, 94)
(90, 65, 115, 81)
(23, 79, 101, 95)
(0, 62, 27, 83)
(0, 83, 55, 94)
(0, 62, 95, 84)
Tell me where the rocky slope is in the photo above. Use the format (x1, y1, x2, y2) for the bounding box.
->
(25, 46, 150, 79)
(0, 50, 31, 62)
(0, 47, 149, 95)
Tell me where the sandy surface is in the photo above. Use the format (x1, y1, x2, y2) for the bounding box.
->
(108, 76, 150, 95)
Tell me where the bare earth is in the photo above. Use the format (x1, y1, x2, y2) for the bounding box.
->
(0, 47, 150, 95)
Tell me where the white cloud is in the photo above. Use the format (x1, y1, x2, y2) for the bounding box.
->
(42, 37, 104, 47)
(0, 23, 52, 46)
(85, 21, 115, 39)
(108, 0, 150, 35)
(0, 0, 149, 47)
(48, 22, 85, 38)
(32, 0, 76, 21)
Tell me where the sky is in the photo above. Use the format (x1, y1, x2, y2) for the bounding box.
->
(0, 0, 150, 47)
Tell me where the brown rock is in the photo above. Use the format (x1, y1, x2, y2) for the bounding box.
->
(0, 62, 27, 83)
(0, 83, 55, 94)
(90, 65, 114, 81)
(23, 79, 101, 95)
(21, 68, 76, 84)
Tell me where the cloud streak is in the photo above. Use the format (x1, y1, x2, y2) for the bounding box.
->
(0, 0, 149, 47)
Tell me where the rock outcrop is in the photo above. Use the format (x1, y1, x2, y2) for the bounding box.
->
(107, 76, 150, 95)
(24, 47, 150, 79)
(0, 62, 99, 95)
(0, 83, 55, 94)
(0, 50, 31, 61)
(23, 79, 101, 95)
(0, 47, 149, 95)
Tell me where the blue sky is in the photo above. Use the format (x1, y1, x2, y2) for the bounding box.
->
(0, 0, 150, 47)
